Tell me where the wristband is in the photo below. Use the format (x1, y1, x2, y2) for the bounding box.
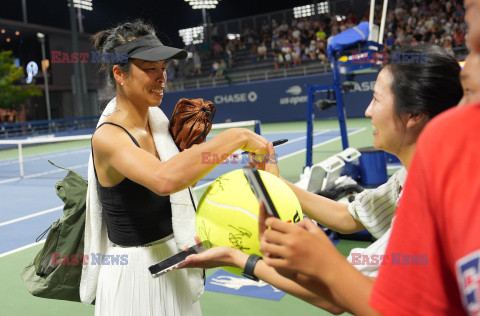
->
(241, 254, 262, 281)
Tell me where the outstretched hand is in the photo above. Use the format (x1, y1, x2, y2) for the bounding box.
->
(182, 246, 235, 269)
(180, 236, 238, 270)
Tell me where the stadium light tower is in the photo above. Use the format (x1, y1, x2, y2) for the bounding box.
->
(67, 0, 89, 118)
(184, 1, 221, 46)
(37, 32, 52, 125)
(72, 0, 93, 33)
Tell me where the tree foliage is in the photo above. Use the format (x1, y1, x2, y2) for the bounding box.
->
(0, 50, 42, 109)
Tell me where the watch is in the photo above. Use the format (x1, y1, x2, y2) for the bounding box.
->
(241, 254, 262, 281)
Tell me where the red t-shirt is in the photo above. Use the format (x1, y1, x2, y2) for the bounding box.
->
(370, 103, 480, 315)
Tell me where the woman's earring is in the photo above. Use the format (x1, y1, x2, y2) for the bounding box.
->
(120, 82, 124, 86)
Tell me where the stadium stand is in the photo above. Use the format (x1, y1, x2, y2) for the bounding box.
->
(168, 0, 467, 91)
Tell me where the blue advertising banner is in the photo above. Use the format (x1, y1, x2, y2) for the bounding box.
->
(161, 71, 378, 123)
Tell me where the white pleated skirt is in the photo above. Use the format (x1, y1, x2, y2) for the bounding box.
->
(95, 235, 202, 316)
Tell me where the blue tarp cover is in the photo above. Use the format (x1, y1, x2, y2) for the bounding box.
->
(327, 22, 370, 56)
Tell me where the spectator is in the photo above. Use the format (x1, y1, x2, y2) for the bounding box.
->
(317, 41, 328, 63)
(454, 2, 465, 18)
(308, 40, 318, 60)
(250, 42, 258, 62)
(453, 27, 465, 47)
(216, 59, 227, 77)
(279, 20, 289, 33)
(213, 42, 221, 57)
(225, 48, 233, 69)
(257, 42, 267, 60)
(291, 26, 301, 42)
(292, 41, 302, 66)
(428, 33, 438, 45)
(443, 16, 455, 35)
(316, 27, 327, 42)
(166, 60, 178, 90)
(192, 51, 202, 75)
(273, 45, 282, 69)
(281, 40, 292, 68)
(237, 37, 246, 50)
(442, 36, 455, 56)
(385, 32, 395, 50)
(271, 28, 280, 50)
(226, 40, 235, 53)
(210, 60, 219, 78)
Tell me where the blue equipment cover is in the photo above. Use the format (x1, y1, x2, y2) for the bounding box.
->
(327, 22, 370, 57)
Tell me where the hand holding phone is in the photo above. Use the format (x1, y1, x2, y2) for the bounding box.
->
(243, 165, 280, 219)
(148, 241, 210, 277)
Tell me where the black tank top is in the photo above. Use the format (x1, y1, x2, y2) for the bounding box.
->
(92, 122, 173, 246)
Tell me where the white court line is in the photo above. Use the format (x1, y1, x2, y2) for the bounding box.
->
(0, 206, 63, 227)
(0, 163, 88, 184)
(281, 128, 367, 160)
(0, 148, 90, 166)
(0, 128, 368, 257)
(262, 130, 311, 135)
(0, 240, 46, 258)
(273, 129, 332, 146)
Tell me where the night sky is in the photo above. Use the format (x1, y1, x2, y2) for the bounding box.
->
(1, 0, 317, 47)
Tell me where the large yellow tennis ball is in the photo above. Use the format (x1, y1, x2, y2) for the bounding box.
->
(196, 169, 303, 275)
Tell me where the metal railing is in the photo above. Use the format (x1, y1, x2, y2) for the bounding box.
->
(168, 62, 330, 91)
(0, 116, 98, 139)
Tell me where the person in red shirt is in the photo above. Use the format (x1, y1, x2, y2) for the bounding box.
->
(370, 101, 480, 315)
(453, 27, 466, 47)
(371, 0, 480, 313)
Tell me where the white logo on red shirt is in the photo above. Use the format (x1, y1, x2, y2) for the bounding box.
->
(456, 249, 480, 315)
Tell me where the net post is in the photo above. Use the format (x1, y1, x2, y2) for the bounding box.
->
(306, 86, 314, 168)
(18, 142, 24, 178)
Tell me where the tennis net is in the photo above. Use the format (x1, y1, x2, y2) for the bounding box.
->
(0, 120, 261, 180)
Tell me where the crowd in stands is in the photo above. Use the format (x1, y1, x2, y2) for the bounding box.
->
(172, 0, 466, 81)
(383, 0, 467, 55)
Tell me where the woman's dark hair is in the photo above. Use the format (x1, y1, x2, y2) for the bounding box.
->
(90, 19, 156, 107)
(386, 44, 463, 120)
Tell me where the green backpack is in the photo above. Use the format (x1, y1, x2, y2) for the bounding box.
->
(21, 161, 88, 303)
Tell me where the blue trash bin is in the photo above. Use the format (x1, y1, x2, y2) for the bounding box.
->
(343, 160, 361, 182)
(358, 147, 388, 187)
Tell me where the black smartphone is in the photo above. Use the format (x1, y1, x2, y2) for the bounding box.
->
(243, 165, 281, 218)
(148, 241, 210, 278)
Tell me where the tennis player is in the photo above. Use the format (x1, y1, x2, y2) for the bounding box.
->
(80, 19, 269, 315)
